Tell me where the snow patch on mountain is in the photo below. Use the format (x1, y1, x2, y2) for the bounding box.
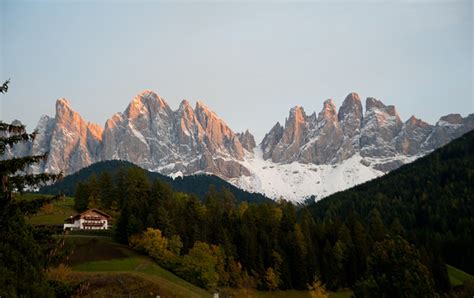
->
(232, 147, 385, 202)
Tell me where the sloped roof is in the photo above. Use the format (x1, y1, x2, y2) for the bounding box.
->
(64, 208, 112, 222)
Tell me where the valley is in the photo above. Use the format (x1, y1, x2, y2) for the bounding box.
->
(2, 2, 472, 296)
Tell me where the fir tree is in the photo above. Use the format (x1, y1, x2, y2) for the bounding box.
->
(0, 79, 62, 296)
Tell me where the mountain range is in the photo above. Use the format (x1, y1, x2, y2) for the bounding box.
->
(9, 90, 473, 201)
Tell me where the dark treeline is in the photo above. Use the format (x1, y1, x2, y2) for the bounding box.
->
(309, 130, 474, 278)
(75, 166, 446, 294)
(42, 160, 271, 204)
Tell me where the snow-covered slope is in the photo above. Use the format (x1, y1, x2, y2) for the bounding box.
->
(231, 147, 422, 203)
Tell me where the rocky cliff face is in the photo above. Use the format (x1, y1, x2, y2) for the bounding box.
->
(260, 93, 473, 172)
(237, 130, 257, 152)
(337, 92, 363, 160)
(21, 99, 103, 174)
(49, 90, 252, 179)
(10, 90, 473, 201)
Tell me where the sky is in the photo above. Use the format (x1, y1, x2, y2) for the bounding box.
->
(1, 0, 473, 141)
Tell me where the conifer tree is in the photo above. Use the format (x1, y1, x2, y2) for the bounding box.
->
(0, 79, 62, 296)
(354, 236, 436, 297)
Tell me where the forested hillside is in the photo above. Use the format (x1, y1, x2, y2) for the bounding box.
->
(39, 160, 271, 204)
(36, 131, 474, 296)
(308, 130, 474, 276)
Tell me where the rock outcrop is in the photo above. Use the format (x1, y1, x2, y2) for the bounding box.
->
(8, 90, 473, 200)
(261, 93, 473, 172)
(23, 90, 253, 179)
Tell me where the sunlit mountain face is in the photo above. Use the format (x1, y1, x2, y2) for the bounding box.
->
(11, 90, 474, 202)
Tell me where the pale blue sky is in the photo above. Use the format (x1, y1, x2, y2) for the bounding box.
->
(1, 0, 473, 141)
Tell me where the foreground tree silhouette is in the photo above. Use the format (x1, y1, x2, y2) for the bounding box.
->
(0, 79, 62, 296)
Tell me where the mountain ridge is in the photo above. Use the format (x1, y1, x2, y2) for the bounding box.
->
(10, 90, 474, 201)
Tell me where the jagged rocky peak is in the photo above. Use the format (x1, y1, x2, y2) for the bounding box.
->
(365, 97, 401, 120)
(261, 122, 284, 160)
(284, 106, 307, 142)
(195, 100, 216, 117)
(283, 106, 307, 142)
(175, 99, 204, 149)
(269, 106, 308, 162)
(318, 99, 338, 123)
(365, 97, 401, 122)
(56, 98, 77, 122)
(102, 90, 176, 170)
(176, 99, 198, 128)
(100, 91, 250, 178)
(421, 113, 474, 152)
(338, 92, 362, 121)
(178, 99, 193, 114)
(406, 115, 430, 128)
(194, 100, 228, 133)
(395, 115, 433, 156)
(288, 105, 306, 123)
(338, 92, 363, 140)
(31, 98, 103, 174)
(437, 113, 464, 126)
(196, 100, 227, 131)
(126, 90, 172, 119)
(366, 97, 386, 111)
(298, 99, 344, 164)
(137, 89, 168, 107)
(360, 96, 403, 159)
(55, 98, 103, 132)
(56, 97, 71, 108)
(237, 129, 256, 152)
(384, 105, 397, 117)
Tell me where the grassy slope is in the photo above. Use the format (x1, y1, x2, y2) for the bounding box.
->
(73, 257, 210, 298)
(67, 237, 210, 297)
(447, 264, 473, 287)
(67, 237, 351, 297)
(22, 195, 76, 225)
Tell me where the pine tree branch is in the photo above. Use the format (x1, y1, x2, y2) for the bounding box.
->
(0, 154, 49, 175)
(0, 131, 37, 155)
(0, 78, 10, 94)
(8, 172, 63, 192)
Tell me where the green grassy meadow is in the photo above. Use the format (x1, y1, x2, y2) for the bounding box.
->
(25, 195, 76, 225)
(66, 237, 210, 297)
(447, 264, 473, 287)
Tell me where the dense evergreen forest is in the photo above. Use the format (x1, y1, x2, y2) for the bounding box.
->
(309, 129, 474, 277)
(68, 130, 474, 295)
(40, 160, 271, 204)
